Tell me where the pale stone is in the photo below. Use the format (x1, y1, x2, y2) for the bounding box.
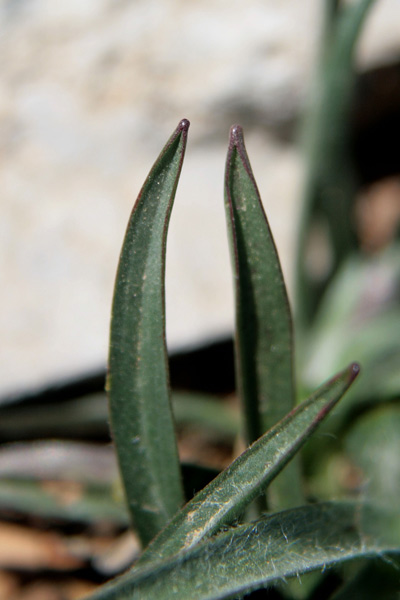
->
(0, 0, 398, 394)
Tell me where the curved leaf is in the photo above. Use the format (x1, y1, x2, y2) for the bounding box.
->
(86, 501, 399, 600)
(225, 124, 301, 508)
(137, 363, 359, 566)
(107, 119, 189, 546)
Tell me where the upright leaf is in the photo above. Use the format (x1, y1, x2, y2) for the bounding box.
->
(138, 363, 359, 566)
(225, 124, 301, 508)
(86, 501, 399, 600)
(107, 119, 189, 546)
(296, 0, 376, 327)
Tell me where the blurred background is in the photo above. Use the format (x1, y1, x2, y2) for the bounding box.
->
(1, 1, 400, 598)
(1, 0, 399, 396)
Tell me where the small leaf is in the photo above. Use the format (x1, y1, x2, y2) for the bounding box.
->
(86, 501, 399, 600)
(225, 124, 301, 508)
(107, 119, 189, 546)
(137, 363, 359, 566)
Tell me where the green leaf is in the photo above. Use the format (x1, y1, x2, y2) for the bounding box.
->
(0, 391, 236, 442)
(224, 124, 301, 508)
(136, 363, 359, 566)
(85, 501, 399, 600)
(0, 479, 128, 526)
(296, 0, 376, 327)
(107, 119, 189, 546)
(301, 246, 400, 433)
(345, 406, 400, 509)
(0, 393, 110, 441)
(301, 245, 400, 377)
(172, 391, 239, 440)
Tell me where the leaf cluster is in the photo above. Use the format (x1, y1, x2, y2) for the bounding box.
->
(89, 106, 399, 599)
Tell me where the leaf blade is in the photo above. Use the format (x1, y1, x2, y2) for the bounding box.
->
(86, 501, 399, 600)
(224, 124, 301, 508)
(137, 363, 359, 566)
(295, 0, 377, 327)
(107, 119, 189, 546)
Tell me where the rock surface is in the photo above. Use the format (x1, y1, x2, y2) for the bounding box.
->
(1, 0, 399, 394)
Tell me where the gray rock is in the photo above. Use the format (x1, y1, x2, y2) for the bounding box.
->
(1, 0, 399, 393)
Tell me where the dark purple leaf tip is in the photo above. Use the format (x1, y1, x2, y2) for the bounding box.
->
(178, 118, 190, 132)
(348, 362, 361, 382)
(230, 124, 244, 146)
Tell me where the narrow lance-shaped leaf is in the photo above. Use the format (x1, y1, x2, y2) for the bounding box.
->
(86, 500, 399, 600)
(225, 124, 302, 508)
(107, 119, 189, 547)
(136, 363, 359, 566)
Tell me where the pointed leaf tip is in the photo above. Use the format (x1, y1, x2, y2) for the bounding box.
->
(349, 362, 361, 382)
(178, 118, 190, 133)
(229, 124, 244, 147)
(138, 363, 359, 567)
(329, 362, 360, 388)
(227, 125, 255, 182)
(108, 119, 188, 546)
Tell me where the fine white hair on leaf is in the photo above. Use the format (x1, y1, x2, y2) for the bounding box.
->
(280, 525, 289, 544)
